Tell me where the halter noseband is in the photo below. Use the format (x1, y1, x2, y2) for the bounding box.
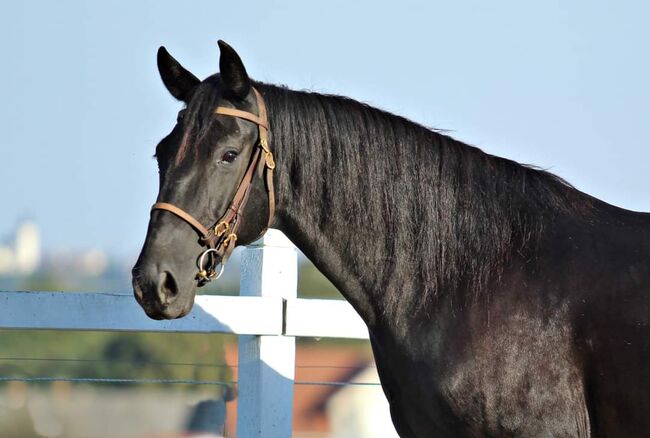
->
(151, 87, 275, 284)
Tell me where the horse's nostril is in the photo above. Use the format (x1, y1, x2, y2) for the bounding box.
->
(157, 271, 179, 304)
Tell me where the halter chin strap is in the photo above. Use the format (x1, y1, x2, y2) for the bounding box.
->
(151, 87, 275, 284)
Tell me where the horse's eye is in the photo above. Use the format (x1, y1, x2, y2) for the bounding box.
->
(221, 150, 238, 164)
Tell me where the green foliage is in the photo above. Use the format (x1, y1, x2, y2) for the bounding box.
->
(16, 272, 70, 293)
(0, 329, 234, 393)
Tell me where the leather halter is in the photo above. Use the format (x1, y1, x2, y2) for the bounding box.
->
(151, 87, 275, 283)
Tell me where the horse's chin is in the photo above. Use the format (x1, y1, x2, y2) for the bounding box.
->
(143, 300, 193, 320)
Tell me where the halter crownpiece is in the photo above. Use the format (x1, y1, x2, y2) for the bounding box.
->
(151, 87, 275, 284)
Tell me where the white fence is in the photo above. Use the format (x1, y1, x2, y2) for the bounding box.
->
(0, 230, 369, 438)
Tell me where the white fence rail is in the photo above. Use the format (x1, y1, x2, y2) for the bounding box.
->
(0, 230, 369, 438)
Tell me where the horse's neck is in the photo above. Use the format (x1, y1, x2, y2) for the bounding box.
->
(266, 90, 436, 328)
(264, 85, 594, 332)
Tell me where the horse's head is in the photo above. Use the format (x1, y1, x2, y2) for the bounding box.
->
(132, 41, 274, 320)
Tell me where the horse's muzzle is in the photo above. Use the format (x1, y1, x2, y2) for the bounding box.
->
(132, 266, 193, 320)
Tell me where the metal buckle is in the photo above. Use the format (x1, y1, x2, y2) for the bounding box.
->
(223, 233, 238, 249)
(214, 221, 230, 237)
(260, 139, 275, 169)
(265, 152, 276, 169)
(196, 248, 225, 283)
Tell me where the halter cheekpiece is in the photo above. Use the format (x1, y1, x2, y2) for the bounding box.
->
(151, 87, 275, 284)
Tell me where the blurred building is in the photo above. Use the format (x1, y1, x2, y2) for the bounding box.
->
(0, 220, 41, 275)
(0, 220, 114, 286)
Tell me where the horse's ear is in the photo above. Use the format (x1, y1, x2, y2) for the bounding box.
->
(157, 46, 200, 102)
(218, 40, 251, 100)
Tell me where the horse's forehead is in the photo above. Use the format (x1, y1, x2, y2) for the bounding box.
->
(189, 80, 222, 110)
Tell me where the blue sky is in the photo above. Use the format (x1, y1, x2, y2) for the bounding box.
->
(1, 0, 648, 259)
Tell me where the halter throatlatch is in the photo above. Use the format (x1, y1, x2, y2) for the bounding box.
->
(151, 87, 275, 284)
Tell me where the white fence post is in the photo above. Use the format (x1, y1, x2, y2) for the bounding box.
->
(237, 229, 297, 438)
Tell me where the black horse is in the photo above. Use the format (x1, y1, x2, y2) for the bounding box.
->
(133, 41, 649, 437)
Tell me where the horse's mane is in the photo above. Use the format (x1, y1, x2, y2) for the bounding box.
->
(255, 82, 599, 320)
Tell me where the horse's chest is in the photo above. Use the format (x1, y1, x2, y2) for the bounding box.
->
(372, 310, 589, 437)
